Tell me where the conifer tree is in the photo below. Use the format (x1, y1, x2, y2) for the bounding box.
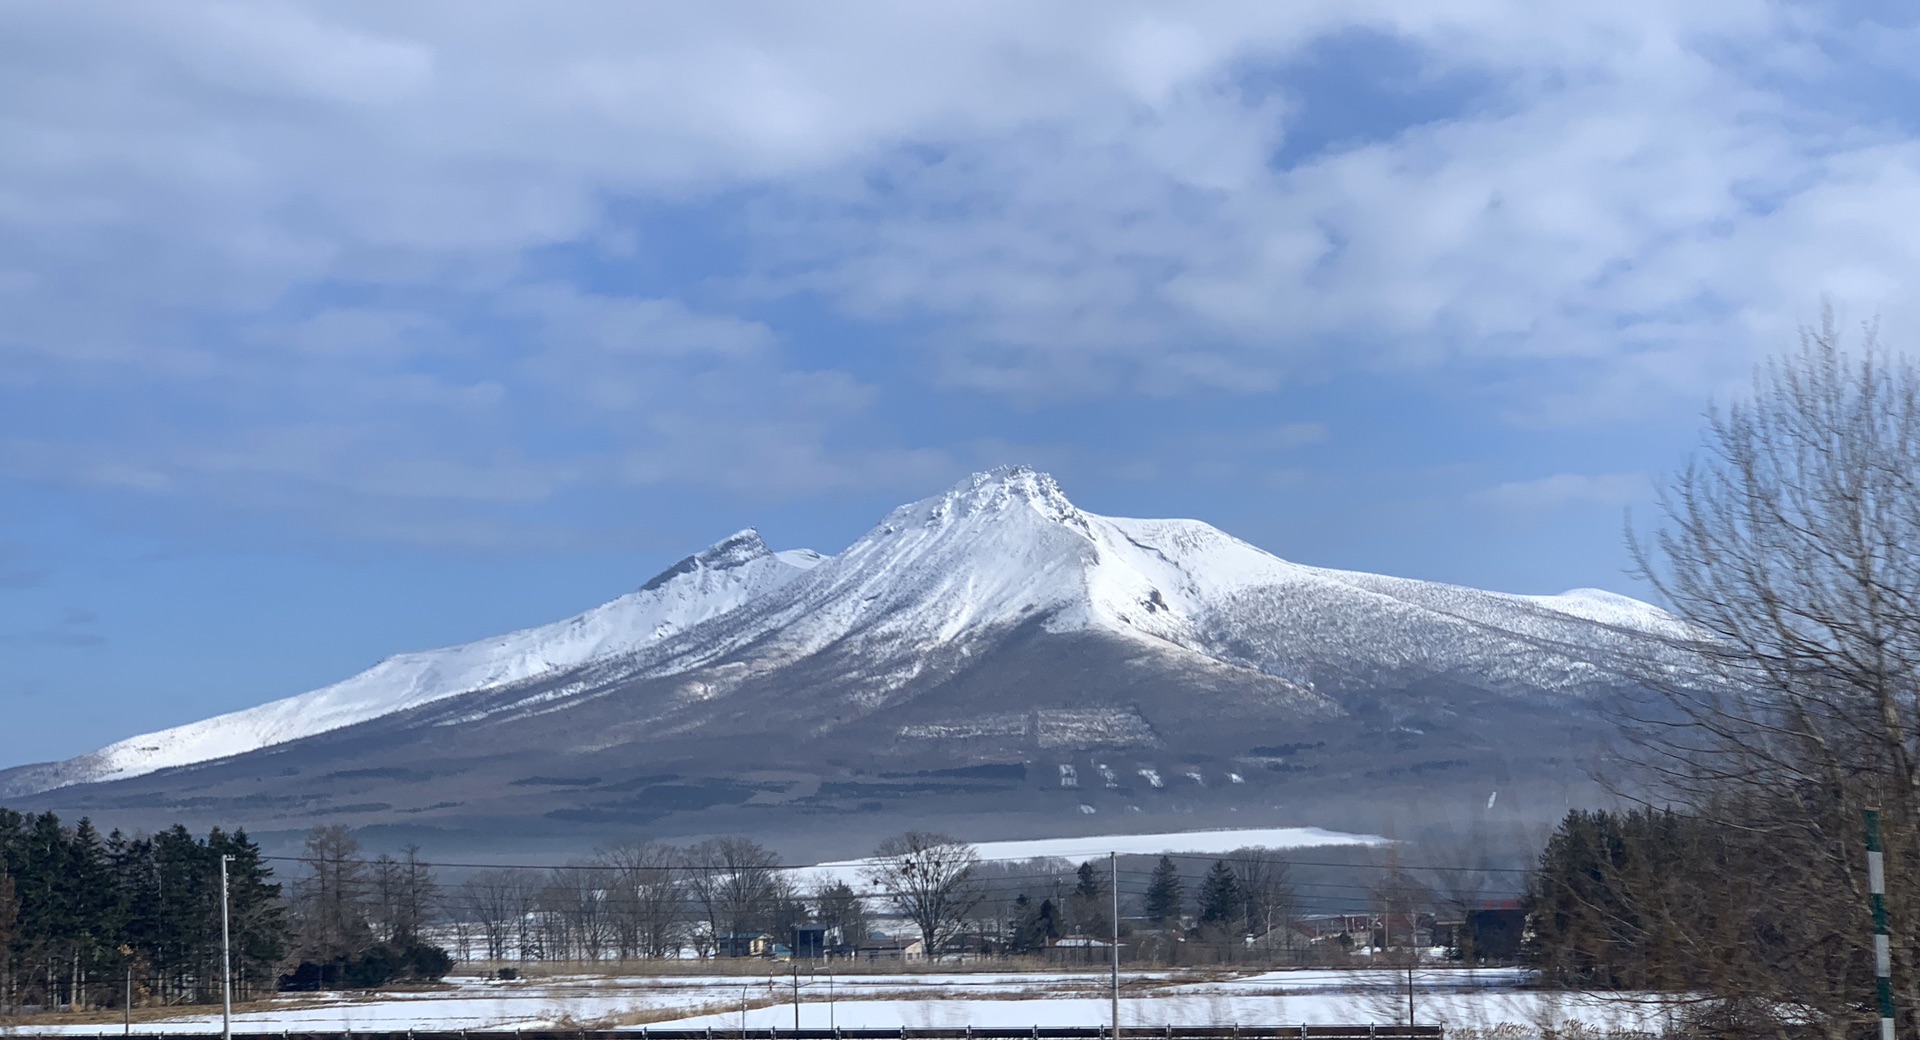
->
(1144, 856, 1182, 926)
(0, 867, 15, 1001)
(1074, 861, 1102, 901)
(0, 808, 291, 1008)
(1006, 893, 1060, 954)
(1197, 860, 1241, 926)
(1067, 861, 1109, 937)
(812, 880, 869, 944)
(211, 829, 286, 999)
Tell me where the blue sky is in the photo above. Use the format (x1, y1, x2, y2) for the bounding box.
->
(1, 1, 1914, 767)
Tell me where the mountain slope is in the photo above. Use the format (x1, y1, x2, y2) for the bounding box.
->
(10, 530, 819, 793)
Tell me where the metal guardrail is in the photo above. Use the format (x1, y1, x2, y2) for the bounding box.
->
(35, 1029, 1445, 1040)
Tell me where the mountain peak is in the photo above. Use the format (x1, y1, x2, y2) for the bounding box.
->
(921, 466, 1082, 525)
(638, 529, 772, 592)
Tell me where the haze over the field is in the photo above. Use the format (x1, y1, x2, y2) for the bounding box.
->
(1, 2, 1911, 766)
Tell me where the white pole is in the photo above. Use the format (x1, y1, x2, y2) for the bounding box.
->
(219, 854, 233, 1040)
(1110, 850, 1120, 1039)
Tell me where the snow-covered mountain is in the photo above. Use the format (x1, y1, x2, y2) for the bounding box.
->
(1, 468, 1694, 827)
(25, 530, 821, 791)
(429, 466, 1686, 719)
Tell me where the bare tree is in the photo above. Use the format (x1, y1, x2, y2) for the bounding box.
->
(1229, 847, 1297, 962)
(863, 831, 980, 957)
(370, 845, 437, 944)
(291, 826, 370, 961)
(1618, 313, 1920, 1035)
(543, 864, 617, 961)
(599, 842, 686, 959)
(683, 837, 788, 955)
(458, 869, 536, 961)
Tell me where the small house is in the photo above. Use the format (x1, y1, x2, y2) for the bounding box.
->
(849, 936, 925, 961)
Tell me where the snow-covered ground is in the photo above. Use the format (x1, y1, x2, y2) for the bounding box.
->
(801, 828, 1386, 886)
(2, 969, 1666, 1035)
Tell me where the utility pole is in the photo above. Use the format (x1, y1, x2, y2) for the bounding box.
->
(792, 955, 800, 1031)
(119, 943, 134, 1037)
(1406, 951, 1415, 1028)
(220, 854, 233, 1040)
(1109, 850, 1120, 1040)
(1867, 809, 1895, 1040)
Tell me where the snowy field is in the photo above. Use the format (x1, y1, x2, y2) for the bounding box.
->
(2, 969, 1665, 1035)
(802, 828, 1387, 886)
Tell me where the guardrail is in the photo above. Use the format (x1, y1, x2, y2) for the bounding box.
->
(32, 1029, 1445, 1040)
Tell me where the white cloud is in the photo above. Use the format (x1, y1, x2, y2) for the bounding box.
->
(1469, 472, 1648, 514)
(0, 0, 1913, 536)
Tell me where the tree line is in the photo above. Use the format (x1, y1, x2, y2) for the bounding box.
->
(0, 809, 283, 1012)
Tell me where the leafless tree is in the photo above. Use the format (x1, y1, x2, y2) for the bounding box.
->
(598, 842, 686, 959)
(1618, 313, 1920, 1034)
(863, 831, 981, 956)
(537, 864, 621, 961)
(290, 826, 370, 960)
(1229, 847, 1298, 963)
(370, 845, 437, 944)
(458, 869, 536, 961)
(683, 837, 789, 954)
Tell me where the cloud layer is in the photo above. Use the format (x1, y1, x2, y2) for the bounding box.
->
(2, 1, 1915, 540)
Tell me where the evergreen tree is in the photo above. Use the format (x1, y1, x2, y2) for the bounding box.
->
(211, 829, 286, 1000)
(0, 867, 15, 997)
(0, 808, 291, 1009)
(813, 880, 869, 944)
(1144, 856, 1183, 926)
(1197, 860, 1241, 926)
(1008, 894, 1058, 954)
(1067, 861, 1109, 937)
(65, 819, 119, 1005)
(1074, 861, 1102, 902)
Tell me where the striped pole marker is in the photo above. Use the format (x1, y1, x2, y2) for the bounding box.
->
(1868, 808, 1896, 1040)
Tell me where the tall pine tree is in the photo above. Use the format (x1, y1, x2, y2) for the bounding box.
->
(1144, 856, 1183, 926)
(1197, 860, 1241, 926)
(211, 829, 286, 1000)
(1067, 861, 1110, 937)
